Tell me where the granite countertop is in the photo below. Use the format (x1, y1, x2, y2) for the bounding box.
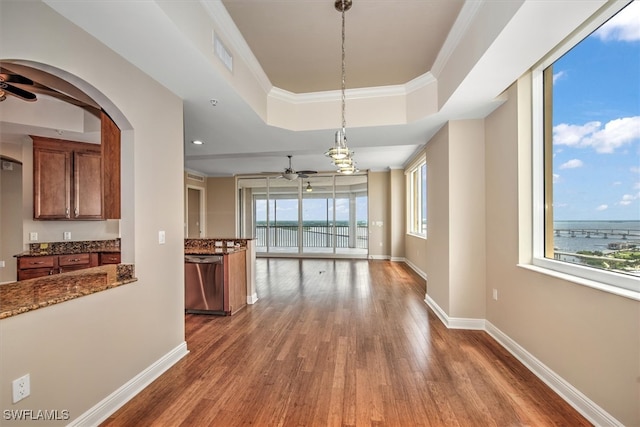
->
(0, 264, 136, 319)
(14, 249, 121, 258)
(14, 238, 121, 258)
(185, 247, 247, 255)
(184, 238, 249, 255)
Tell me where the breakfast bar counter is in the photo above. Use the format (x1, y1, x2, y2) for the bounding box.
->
(0, 264, 136, 319)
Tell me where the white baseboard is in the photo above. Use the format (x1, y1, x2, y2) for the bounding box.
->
(247, 293, 258, 304)
(485, 322, 622, 427)
(422, 293, 622, 426)
(403, 259, 427, 280)
(423, 294, 485, 330)
(68, 341, 189, 427)
(390, 256, 405, 262)
(368, 254, 391, 260)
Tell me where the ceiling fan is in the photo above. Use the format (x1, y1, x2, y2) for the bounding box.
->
(0, 69, 37, 102)
(0, 64, 101, 116)
(280, 155, 317, 181)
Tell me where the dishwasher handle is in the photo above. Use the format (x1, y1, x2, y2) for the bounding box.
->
(185, 255, 223, 264)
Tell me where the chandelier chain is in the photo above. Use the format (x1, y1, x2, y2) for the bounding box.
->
(341, 0, 346, 134)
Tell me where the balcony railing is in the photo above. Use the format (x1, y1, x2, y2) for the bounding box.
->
(255, 224, 368, 249)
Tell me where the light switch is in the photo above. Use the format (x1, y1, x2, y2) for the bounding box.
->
(29, 232, 38, 241)
(158, 230, 166, 244)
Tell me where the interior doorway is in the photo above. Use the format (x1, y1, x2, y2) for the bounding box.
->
(186, 186, 205, 238)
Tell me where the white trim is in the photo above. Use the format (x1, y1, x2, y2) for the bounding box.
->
(186, 185, 206, 238)
(404, 258, 427, 280)
(368, 254, 391, 261)
(68, 342, 189, 427)
(519, 263, 640, 301)
(419, 293, 624, 427)
(423, 294, 485, 330)
(390, 256, 405, 263)
(530, 0, 640, 297)
(485, 322, 623, 427)
(247, 293, 258, 305)
(431, 0, 484, 77)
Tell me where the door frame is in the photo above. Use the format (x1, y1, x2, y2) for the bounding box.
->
(186, 185, 205, 238)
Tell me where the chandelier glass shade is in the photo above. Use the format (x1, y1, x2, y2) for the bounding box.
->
(325, 0, 357, 174)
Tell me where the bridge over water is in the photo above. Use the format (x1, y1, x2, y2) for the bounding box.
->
(554, 228, 640, 240)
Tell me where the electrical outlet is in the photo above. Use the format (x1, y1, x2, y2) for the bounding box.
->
(63, 231, 71, 240)
(492, 288, 498, 301)
(29, 232, 38, 241)
(0, 260, 4, 268)
(12, 374, 30, 403)
(158, 230, 166, 245)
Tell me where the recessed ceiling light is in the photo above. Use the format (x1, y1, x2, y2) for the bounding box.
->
(192, 140, 204, 145)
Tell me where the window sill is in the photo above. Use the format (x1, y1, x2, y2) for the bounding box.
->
(406, 232, 426, 240)
(517, 263, 640, 301)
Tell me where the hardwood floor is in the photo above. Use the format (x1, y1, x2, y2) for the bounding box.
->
(101, 259, 591, 426)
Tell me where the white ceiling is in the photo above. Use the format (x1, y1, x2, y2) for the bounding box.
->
(2, 0, 607, 178)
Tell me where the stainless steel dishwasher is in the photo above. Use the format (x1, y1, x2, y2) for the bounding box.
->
(184, 255, 225, 315)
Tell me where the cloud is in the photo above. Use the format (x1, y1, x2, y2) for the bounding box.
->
(593, 1, 640, 42)
(634, 182, 640, 190)
(619, 194, 637, 206)
(596, 204, 608, 211)
(553, 173, 560, 183)
(559, 159, 584, 169)
(553, 116, 640, 153)
(612, 181, 622, 186)
(632, 167, 640, 174)
(553, 71, 566, 84)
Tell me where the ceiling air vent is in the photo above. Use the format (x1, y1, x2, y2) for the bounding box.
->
(187, 173, 204, 182)
(213, 32, 233, 72)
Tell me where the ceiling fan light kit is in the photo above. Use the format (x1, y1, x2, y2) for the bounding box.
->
(280, 155, 318, 181)
(324, 0, 359, 175)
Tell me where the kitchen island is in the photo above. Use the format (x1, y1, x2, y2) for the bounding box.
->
(184, 238, 257, 314)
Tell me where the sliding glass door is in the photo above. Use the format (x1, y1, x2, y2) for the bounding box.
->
(238, 174, 368, 256)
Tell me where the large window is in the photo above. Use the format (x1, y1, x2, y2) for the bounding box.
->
(533, 0, 639, 294)
(237, 174, 368, 256)
(407, 159, 427, 237)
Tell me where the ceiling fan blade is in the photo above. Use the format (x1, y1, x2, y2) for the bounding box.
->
(0, 72, 34, 86)
(0, 82, 36, 101)
(297, 170, 318, 175)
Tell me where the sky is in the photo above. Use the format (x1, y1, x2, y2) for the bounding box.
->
(255, 195, 368, 223)
(551, 0, 640, 221)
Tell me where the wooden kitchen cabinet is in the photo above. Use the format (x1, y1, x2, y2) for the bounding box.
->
(224, 250, 247, 315)
(17, 255, 59, 281)
(58, 253, 93, 273)
(16, 252, 107, 281)
(99, 252, 121, 265)
(32, 136, 103, 220)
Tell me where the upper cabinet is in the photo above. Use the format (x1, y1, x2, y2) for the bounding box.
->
(33, 137, 103, 220)
(32, 112, 121, 221)
(101, 110, 121, 219)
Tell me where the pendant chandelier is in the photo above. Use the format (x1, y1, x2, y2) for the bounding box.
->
(324, 0, 359, 174)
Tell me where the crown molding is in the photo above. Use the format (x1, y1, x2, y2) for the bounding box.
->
(200, 0, 272, 94)
(431, 0, 484, 78)
(269, 72, 436, 105)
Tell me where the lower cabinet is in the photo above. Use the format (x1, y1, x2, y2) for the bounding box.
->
(99, 253, 121, 265)
(17, 252, 119, 281)
(17, 256, 58, 281)
(58, 253, 94, 274)
(224, 250, 247, 315)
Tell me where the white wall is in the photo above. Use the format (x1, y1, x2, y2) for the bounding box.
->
(0, 2, 186, 425)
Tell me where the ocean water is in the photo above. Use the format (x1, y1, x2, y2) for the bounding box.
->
(552, 220, 640, 253)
